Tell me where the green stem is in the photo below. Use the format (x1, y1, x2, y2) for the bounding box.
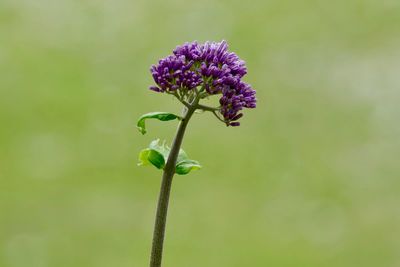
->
(149, 103, 197, 267)
(197, 103, 220, 112)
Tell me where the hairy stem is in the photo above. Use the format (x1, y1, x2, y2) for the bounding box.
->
(149, 103, 197, 267)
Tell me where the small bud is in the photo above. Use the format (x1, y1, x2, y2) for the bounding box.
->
(150, 86, 161, 92)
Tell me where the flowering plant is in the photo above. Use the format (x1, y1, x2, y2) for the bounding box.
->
(137, 40, 256, 267)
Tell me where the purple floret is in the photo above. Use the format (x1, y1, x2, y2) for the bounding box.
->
(173, 41, 201, 61)
(150, 55, 202, 92)
(220, 81, 256, 125)
(198, 41, 247, 78)
(149, 40, 256, 126)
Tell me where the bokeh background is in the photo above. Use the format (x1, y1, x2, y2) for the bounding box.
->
(1, 0, 400, 266)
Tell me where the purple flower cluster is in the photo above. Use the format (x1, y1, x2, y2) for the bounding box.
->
(150, 40, 256, 126)
(150, 55, 202, 92)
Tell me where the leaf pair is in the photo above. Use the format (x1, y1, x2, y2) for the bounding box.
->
(138, 139, 201, 175)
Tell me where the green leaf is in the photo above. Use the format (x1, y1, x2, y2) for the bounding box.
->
(137, 112, 181, 135)
(175, 149, 202, 175)
(175, 159, 202, 175)
(138, 149, 165, 169)
(149, 139, 170, 159)
(138, 139, 169, 169)
(176, 148, 189, 163)
(138, 139, 201, 175)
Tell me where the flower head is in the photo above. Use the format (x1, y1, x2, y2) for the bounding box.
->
(150, 40, 256, 126)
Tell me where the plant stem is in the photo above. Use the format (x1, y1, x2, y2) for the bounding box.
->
(149, 104, 197, 267)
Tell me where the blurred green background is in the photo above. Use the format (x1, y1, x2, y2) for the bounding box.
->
(1, 0, 400, 266)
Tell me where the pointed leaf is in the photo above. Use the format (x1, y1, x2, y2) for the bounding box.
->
(137, 112, 181, 135)
(149, 139, 170, 160)
(177, 148, 189, 164)
(175, 159, 202, 175)
(175, 147, 201, 175)
(138, 148, 165, 169)
(138, 139, 170, 170)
